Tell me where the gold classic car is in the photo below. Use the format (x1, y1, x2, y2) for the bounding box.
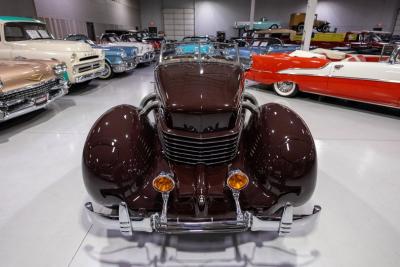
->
(0, 58, 68, 121)
(0, 16, 105, 85)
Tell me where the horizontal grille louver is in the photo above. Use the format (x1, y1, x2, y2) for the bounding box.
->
(79, 55, 99, 61)
(0, 80, 58, 102)
(162, 131, 239, 165)
(78, 63, 101, 73)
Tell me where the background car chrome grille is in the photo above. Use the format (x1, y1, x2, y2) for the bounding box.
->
(161, 131, 239, 165)
(0, 80, 58, 103)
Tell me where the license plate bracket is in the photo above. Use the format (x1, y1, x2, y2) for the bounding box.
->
(35, 94, 48, 105)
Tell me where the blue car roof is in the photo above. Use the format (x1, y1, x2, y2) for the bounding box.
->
(0, 16, 44, 23)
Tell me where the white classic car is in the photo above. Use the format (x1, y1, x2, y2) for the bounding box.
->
(100, 33, 155, 64)
(246, 46, 400, 109)
(0, 16, 105, 85)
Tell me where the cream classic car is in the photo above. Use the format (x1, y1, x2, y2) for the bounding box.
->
(0, 58, 68, 121)
(0, 17, 105, 85)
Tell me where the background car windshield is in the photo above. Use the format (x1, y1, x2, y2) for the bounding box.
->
(66, 35, 95, 45)
(107, 35, 121, 42)
(161, 42, 239, 65)
(5, 22, 52, 41)
(183, 37, 209, 42)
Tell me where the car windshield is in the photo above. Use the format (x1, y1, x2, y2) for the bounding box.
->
(250, 38, 282, 48)
(105, 35, 121, 42)
(380, 44, 399, 62)
(123, 35, 138, 42)
(66, 35, 95, 45)
(160, 42, 239, 65)
(375, 33, 392, 42)
(183, 36, 209, 42)
(4, 22, 53, 41)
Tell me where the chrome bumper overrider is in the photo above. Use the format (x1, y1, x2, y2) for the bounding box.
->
(85, 201, 321, 236)
(0, 81, 68, 122)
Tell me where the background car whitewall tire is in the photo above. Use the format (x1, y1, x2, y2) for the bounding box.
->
(99, 62, 113, 80)
(273, 81, 298, 97)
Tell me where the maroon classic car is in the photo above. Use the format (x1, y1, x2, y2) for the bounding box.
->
(82, 42, 321, 236)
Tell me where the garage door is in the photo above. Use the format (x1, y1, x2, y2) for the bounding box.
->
(394, 9, 400, 35)
(163, 8, 194, 41)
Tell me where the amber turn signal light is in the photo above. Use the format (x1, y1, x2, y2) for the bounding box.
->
(227, 170, 249, 191)
(152, 174, 175, 193)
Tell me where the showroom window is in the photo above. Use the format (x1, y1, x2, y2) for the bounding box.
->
(163, 8, 194, 41)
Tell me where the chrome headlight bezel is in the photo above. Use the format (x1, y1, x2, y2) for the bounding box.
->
(70, 53, 77, 63)
(53, 63, 67, 75)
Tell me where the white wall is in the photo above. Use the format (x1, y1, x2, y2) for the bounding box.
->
(196, 0, 399, 38)
(141, 0, 400, 39)
(140, 0, 194, 33)
(34, 0, 140, 39)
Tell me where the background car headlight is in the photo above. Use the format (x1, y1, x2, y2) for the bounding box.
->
(0, 80, 3, 90)
(153, 173, 175, 193)
(227, 170, 249, 191)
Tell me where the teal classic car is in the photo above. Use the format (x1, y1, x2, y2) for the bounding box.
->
(175, 36, 214, 54)
(161, 41, 237, 62)
(234, 17, 281, 30)
(65, 34, 138, 79)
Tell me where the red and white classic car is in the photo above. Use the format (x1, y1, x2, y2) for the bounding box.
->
(246, 46, 400, 108)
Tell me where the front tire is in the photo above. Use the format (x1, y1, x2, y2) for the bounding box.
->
(321, 24, 330, 33)
(99, 62, 114, 80)
(273, 81, 298, 97)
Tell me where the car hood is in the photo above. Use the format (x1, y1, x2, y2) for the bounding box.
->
(0, 59, 55, 93)
(156, 62, 243, 113)
(10, 39, 94, 52)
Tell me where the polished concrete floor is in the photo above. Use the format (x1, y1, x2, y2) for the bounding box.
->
(0, 64, 399, 267)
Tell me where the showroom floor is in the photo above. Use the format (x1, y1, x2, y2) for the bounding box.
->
(0, 64, 399, 267)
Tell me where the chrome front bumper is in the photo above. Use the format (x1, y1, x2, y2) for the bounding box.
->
(112, 58, 138, 73)
(0, 80, 68, 122)
(138, 52, 155, 63)
(75, 69, 105, 83)
(85, 201, 321, 236)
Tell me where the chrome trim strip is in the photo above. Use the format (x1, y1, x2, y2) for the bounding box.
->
(277, 67, 400, 83)
(84, 201, 321, 235)
(301, 90, 400, 109)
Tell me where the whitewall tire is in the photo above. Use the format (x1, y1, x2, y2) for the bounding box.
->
(99, 62, 113, 80)
(273, 81, 298, 97)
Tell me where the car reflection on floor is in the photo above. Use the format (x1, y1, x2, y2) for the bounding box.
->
(74, 230, 320, 266)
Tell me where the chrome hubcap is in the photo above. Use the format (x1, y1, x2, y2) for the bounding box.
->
(276, 82, 294, 93)
(101, 64, 111, 78)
